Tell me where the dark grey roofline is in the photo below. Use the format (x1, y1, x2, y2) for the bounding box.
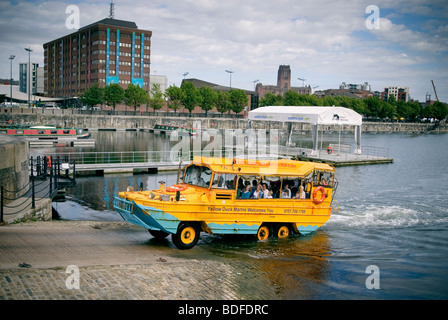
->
(43, 18, 147, 46)
(79, 18, 138, 31)
(183, 78, 255, 95)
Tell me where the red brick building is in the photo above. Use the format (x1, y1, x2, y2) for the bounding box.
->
(43, 18, 152, 97)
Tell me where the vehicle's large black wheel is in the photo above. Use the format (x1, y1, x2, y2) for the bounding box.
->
(274, 224, 290, 239)
(148, 229, 170, 239)
(172, 222, 200, 250)
(257, 224, 272, 241)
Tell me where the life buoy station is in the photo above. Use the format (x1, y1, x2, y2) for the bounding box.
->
(248, 106, 394, 166)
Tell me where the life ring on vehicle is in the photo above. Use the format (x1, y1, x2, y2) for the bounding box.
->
(166, 184, 186, 192)
(8, 119, 12, 125)
(313, 186, 327, 204)
(46, 156, 51, 168)
(327, 146, 333, 154)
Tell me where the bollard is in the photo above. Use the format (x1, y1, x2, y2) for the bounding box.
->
(31, 178, 35, 209)
(1, 186, 4, 223)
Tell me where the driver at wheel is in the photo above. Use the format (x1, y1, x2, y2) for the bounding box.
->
(193, 170, 206, 187)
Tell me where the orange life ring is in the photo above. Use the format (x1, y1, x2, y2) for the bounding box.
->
(8, 119, 12, 125)
(327, 146, 333, 154)
(46, 156, 51, 168)
(313, 186, 327, 204)
(166, 184, 186, 193)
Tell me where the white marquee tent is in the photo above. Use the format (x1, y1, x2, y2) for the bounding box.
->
(248, 106, 363, 155)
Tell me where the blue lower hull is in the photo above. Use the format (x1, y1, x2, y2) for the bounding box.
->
(113, 197, 180, 234)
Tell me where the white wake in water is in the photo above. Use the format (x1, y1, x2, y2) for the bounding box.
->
(326, 204, 448, 230)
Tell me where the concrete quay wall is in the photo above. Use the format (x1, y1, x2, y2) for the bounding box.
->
(1, 107, 447, 133)
(0, 134, 29, 204)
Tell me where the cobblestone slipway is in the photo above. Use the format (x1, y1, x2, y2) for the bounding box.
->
(0, 221, 278, 300)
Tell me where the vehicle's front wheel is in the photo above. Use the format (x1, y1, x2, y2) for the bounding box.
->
(257, 225, 271, 241)
(172, 222, 200, 249)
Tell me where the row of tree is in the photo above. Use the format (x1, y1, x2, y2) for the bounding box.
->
(80, 82, 249, 115)
(81, 82, 447, 121)
(260, 90, 448, 121)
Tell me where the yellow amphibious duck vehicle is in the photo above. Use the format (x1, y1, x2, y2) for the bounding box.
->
(114, 157, 337, 249)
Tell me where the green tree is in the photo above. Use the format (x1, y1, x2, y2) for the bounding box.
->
(407, 101, 423, 122)
(380, 101, 396, 121)
(148, 83, 165, 114)
(283, 90, 302, 106)
(198, 86, 218, 116)
(164, 85, 185, 113)
(427, 101, 448, 121)
(181, 81, 201, 115)
(364, 96, 383, 118)
(125, 83, 149, 113)
(103, 83, 124, 113)
(215, 91, 230, 115)
(228, 89, 248, 114)
(260, 92, 283, 107)
(80, 83, 103, 108)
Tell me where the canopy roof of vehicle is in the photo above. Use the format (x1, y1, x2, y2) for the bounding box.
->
(193, 157, 334, 176)
(248, 105, 362, 126)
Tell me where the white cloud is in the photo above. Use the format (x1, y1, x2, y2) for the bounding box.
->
(0, 0, 446, 102)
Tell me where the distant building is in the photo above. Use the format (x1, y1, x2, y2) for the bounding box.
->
(340, 82, 371, 91)
(382, 86, 409, 102)
(315, 88, 371, 99)
(256, 65, 311, 98)
(43, 18, 152, 97)
(19, 63, 44, 96)
(149, 75, 168, 95)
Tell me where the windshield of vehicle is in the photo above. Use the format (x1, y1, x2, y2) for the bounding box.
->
(183, 165, 212, 188)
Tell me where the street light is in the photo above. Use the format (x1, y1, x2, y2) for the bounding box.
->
(298, 77, 306, 87)
(225, 70, 234, 88)
(183, 72, 189, 79)
(253, 79, 259, 91)
(9, 55, 15, 107)
(25, 47, 33, 108)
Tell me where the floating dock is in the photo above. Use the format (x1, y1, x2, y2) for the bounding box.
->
(279, 145, 393, 166)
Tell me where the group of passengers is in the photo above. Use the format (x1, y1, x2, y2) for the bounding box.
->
(237, 178, 307, 200)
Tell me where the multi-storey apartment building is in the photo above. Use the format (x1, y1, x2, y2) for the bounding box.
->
(382, 86, 409, 102)
(43, 18, 152, 97)
(19, 62, 44, 95)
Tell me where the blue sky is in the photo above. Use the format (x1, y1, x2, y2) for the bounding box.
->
(0, 0, 447, 102)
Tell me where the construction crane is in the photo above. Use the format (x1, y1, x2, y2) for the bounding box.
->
(431, 80, 439, 102)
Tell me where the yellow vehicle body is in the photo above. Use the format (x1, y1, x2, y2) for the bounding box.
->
(114, 157, 337, 249)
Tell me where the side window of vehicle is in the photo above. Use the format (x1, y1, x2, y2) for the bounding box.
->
(313, 171, 333, 187)
(213, 173, 237, 189)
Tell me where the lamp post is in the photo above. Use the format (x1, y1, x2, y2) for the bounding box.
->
(183, 72, 189, 79)
(225, 70, 234, 88)
(25, 47, 33, 108)
(9, 55, 15, 106)
(253, 79, 259, 91)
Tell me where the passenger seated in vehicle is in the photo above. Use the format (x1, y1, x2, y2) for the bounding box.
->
(282, 183, 291, 198)
(241, 185, 251, 199)
(252, 184, 263, 199)
(266, 189, 274, 199)
(261, 183, 269, 198)
(293, 185, 306, 199)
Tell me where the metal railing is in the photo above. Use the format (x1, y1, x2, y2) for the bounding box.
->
(1, 156, 76, 223)
(43, 150, 199, 166)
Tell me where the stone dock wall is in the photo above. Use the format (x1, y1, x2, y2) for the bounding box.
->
(1, 107, 447, 133)
(0, 134, 29, 204)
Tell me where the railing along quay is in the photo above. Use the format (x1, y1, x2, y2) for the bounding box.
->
(1, 156, 75, 223)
